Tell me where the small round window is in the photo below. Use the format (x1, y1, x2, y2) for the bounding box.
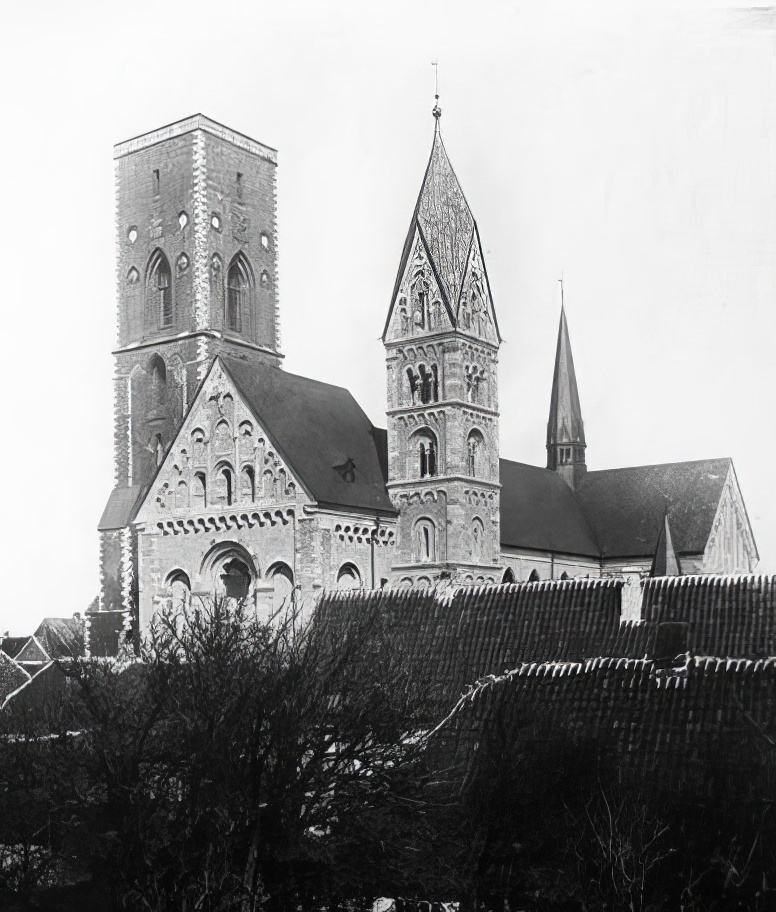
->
(260, 271, 270, 286)
(260, 233, 269, 249)
(178, 212, 189, 231)
(211, 213, 221, 231)
(127, 226, 138, 244)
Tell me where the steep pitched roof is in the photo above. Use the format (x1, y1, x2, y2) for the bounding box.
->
(546, 307, 585, 450)
(651, 514, 681, 576)
(220, 357, 395, 515)
(499, 459, 599, 556)
(576, 458, 731, 558)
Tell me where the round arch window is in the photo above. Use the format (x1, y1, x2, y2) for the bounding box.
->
(336, 563, 362, 589)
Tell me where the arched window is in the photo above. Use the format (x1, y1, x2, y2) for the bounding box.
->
(269, 563, 294, 613)
(193, 472, 206, 510)
(528, 569, 540, 582)
(410, 428, 438, 479)
(226, 254, 254, 334)
(413, 518, 436, 563)
(467, 430, 485, 477)
(241, 465, 255, 502)
(502, 567, 516, 584)
(406, 367, 419, 405)
(418, 364, 439, 404)
(215, 463, 235, 506)
(336, 563, 362, 589)
(147, 249, 173, 329)
(471, 517, 485, 562)
(175, 480, 188, 510)
(166, 570, 191, 611)
(398, 297, 409, 333)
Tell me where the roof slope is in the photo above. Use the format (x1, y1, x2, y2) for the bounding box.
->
(642, 574, 776, 658)
(547, 307, 585, 449)
(0, 651, 30, 704)
(315, 580, 634, 713)
(443, 655, 776, 789)
(33, 617, 84, 659)
(99, 485, 144, 531)
(221, 357, 395, 515)
(576, 458, 731, 558)
(1, 637, 27, 660)
(499, 459, 599, 556)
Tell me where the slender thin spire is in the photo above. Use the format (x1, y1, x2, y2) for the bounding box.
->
(547, 302, 586, 454)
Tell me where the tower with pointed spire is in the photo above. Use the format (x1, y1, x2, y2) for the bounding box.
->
(382, 104, 502, 585)
(547, 306, 587, 490)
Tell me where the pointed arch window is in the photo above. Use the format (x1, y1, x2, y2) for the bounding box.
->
(147, 250, 173, 329)
(226, 254, 254, 334)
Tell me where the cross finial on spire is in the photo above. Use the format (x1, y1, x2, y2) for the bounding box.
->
(431, 60, 442, 123)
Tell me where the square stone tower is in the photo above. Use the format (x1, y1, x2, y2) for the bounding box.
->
(101, 115, 281, 613)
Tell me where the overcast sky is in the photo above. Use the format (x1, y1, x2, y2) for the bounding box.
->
(1, 0, 775, 633)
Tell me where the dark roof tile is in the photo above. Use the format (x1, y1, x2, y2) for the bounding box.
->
(499, 459, 599, 555)
(99, 485, 144, 531)
(576, 458, 731, 558)
(221, 357, 395, 515)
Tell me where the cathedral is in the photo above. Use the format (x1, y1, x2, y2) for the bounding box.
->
(97, 110, 758, 634)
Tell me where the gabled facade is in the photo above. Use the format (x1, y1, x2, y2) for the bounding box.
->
(134, 356, 397, 628)
(93, 109, 759, 638)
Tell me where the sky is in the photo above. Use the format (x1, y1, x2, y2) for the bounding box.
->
(1, 0, 775, 633)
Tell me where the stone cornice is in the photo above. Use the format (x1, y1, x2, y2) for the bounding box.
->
(114, 114, 277, 163)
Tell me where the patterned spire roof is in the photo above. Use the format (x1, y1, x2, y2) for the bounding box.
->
(651, 513, 682, 576)
(413, 128, 476, 311)
(547, 307, 586, 449)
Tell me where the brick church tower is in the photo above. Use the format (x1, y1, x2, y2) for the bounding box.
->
(100, 115, 281, 612)
(383, 104, 502, 586)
